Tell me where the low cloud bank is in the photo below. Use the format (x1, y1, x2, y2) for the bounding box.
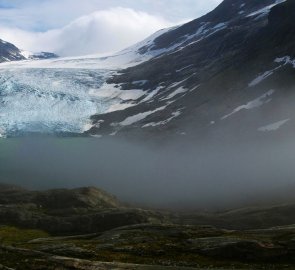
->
(1, 136, 295, 211)
(0, 8, 173, 56)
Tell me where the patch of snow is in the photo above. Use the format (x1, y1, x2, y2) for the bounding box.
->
(162, 87, 187, 100)
(20, 50, 33, 59)
(170, 22, 228, 54)
(258, 119, 290, 132)
(222, 90, 275, 120)
(142, 110, 182, 128)
(89, 83, 145, 101)
(140, 21, 227, 59)
(83, 122, 94, 132)
(132, 80, 148, 86)
(89, 120, 104, 129)
(275, 56, 295, 68)
(249, 56, 295, 87)
(120, 106, 166, 126)
(89, 83, 147, 113)
(176, 65, 194, 73)
(160, 74, 195, 97)
(249, 71, 274, 87)
(106, 103, 135, 113)
(247, 0, 286, 18)
(141, 86, 163, 102)
(190, 84, 201, 92)
(213, 23, 227, 30)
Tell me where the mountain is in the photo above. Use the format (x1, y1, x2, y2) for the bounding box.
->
(0, 39, 26, 62)
(20, 50, 59, 60)
(86, 0, 295, 140)
(0, 38, 58, 63)
(0, 0, 294, 139)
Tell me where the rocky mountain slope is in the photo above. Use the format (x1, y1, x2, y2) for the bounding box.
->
(0, 39, 25, 62)
(85, 0, 295, 140)
(0, 39, 58, 63)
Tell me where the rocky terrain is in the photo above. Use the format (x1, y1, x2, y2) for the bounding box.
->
(0, 40, 25, 63)
(0, 39, 58, 63)
(86, 0, 295, 141)
(1, 184, 295, 269)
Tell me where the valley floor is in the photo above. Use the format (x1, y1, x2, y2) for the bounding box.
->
(1, 223, 295, 269)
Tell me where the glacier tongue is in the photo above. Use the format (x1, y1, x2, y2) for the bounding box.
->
(0, 68, 119, 136)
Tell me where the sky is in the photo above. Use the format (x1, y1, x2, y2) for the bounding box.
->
(0, 0, 222, 56)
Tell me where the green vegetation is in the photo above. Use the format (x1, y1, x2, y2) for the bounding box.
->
(0, 226, 49, 245)
(1, 224, 295, 269)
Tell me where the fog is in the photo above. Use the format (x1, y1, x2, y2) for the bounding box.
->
(0, 135, 295, 211)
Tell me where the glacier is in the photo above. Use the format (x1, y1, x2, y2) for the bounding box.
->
(0, 31, 161, 138)
(0, 68, 123, 137)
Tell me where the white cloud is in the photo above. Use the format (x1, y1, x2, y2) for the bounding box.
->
(0, 0, 222, 31)
(0, 7, 174, 57)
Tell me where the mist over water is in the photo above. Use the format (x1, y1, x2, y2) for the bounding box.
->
(0, 136, 295, 210)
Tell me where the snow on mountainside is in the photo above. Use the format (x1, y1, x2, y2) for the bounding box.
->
(0, 27, 175, 70)
(20, 50, 58, 60)
(0, 39, 58, 63)
(0, 39, 25, 63)
(88, 0, 295, 139)
(0, 0, 295, 139)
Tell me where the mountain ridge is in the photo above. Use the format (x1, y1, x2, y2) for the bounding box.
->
(85, 0, 295, 140)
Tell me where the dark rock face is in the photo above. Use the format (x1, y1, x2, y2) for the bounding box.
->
(28, 52, 58, 60)
(0, 39, 25, 63)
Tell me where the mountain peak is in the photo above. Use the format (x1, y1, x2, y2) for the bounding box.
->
(0, 39, 26, 63)
(205, 0, 280, 21)
(135, 0, 285, 56)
